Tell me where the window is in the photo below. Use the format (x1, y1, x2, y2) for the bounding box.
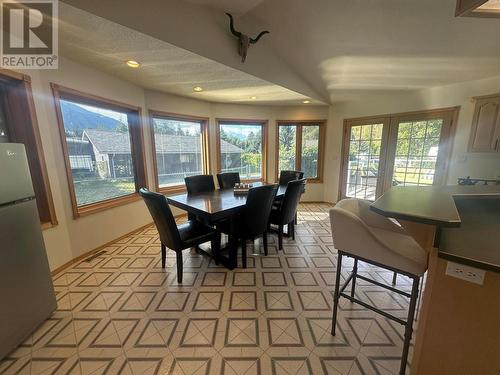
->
(216, 119, 267, 181)
(52, 84, 147, 218)
(0, 70, 57, 227)
(150, 111, 209, 192)
(276, 121, 326, 182)
(340, 108, 458, 201)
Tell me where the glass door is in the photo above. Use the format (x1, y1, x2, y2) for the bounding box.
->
(340, 109, 456, 201)
(383, 112, 454, 191)
(341, 119, 390, 201)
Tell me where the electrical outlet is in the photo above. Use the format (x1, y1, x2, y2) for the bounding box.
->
(445, 261, 485, 285)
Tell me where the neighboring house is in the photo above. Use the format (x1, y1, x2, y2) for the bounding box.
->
(67, 129, 243, 179)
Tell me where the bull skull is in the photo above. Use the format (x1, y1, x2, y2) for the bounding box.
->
(226, 13, 269, 63)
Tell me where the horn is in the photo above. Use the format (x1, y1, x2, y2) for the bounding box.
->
(226, 13, 241, 37)
(250, 30, 269, 44)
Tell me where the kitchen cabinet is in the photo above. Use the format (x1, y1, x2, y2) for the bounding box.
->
(468, 93, 500, 152)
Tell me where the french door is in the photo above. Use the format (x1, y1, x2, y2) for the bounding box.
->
(340, 108, 457, 201)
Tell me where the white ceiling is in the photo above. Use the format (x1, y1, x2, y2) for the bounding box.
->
(61, 0, 500, 104)
(58, 3, 313, 105)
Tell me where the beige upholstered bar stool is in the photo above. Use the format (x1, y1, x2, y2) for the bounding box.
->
(329, 198, 428, 375)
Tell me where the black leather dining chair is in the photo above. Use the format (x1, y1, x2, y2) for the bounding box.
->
(217, 184, 278, 268)
(217, 172, 240, 189)
(269, 179, 306, 249)
(139, 189, 220, 283)
(278, 170, 304, 186)
(185, 175, 215, 194)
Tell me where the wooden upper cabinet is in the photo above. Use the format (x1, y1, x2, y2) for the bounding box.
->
(468, 93, 500, 152)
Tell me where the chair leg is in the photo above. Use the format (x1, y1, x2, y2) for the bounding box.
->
(278, 225, 283, 250)
(400, 276, 420, 375)
(351, 258, 358, 298)
(290, 221, 295, 241)
(331, 251, 343, 335)
(263, 231, 268, 256)
(211, 232, 221, 265)
(161, 243, 166, 269)
(241, 239, 247, 269)
(392, 272, 397, 285)
(294, 212, 298, 225)
(176, 251, 183, 283)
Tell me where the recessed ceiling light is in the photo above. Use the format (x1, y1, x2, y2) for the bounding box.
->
(250, 96, 257, 100)
(193, 86, 203, 92)
(303, 100, 311, 104)
(125, 60, 140, 68)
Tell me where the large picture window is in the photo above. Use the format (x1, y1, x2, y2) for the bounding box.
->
(52, 84, 147, 217)
(216, 119, 267, 181)
(276, 121, 326, 182)
(150, 111, 209, 192)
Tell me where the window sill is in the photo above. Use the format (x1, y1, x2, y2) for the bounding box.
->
(41, 220, 58, 231)
(74, 193, 142, 218)
(158, 185, 187, 195)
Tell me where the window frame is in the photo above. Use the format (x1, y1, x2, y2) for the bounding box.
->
(0, 69, 57, 228)
(148, 110, 211, 194)
(51, 83, 148, 218)
(275, 120, 326, 183)
(339, 107, 459, 201)
(216, 118, 268, 182)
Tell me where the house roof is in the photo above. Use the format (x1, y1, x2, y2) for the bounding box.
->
(83, 129, 242, 154)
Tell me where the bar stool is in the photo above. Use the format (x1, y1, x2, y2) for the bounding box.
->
(329, 198, 428, 375)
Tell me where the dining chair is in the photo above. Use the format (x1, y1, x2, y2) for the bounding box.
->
(217, 172, 241, 189)
(278, 170, 304, 186)
(269, 179, 306, 249)
(217, 184, 278, 268)
(329, 198, 428, 375)
(139, 188, 220, 283)
(185, 174, 215, 194)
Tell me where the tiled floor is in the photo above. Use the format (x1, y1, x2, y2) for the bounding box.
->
(0, 203, 416, 375)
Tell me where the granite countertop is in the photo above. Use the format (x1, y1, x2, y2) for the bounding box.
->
(371, 185, 500, 273)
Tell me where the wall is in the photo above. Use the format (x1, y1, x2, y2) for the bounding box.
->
(15, 57, 330, 271)
(323, 75, 500, 203)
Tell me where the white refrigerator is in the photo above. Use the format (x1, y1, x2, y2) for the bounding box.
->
(0, 143, 56, 360)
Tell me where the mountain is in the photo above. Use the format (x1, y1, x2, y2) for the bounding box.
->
(60, 101, 124, 135)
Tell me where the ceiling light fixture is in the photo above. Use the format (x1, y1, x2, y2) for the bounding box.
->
(193, 86, 203, 92)
(303, 100, 311, 104)
(250, 96, 257, 100)
(456, 0, 500, 17)
(125, 60, 140, 68)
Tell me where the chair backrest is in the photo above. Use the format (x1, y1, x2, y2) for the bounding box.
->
(217, 172, 240, 189)
(241, 184, 278, 238)
(278, 178, 306, 225)
(185, 175, 215, 194)
(139, 188, 182, 250)
(279, 170, 304, 186)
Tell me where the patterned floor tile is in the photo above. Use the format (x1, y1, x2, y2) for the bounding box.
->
(0, 204, 417, 375)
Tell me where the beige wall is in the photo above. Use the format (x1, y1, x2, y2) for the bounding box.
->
(16, 57, 330, 271)
(323, 76, 500, 203)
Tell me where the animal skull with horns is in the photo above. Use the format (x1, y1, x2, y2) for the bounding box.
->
(226, 13, 269, 63)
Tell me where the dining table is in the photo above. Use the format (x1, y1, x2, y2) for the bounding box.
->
(167, 182, 287, 269)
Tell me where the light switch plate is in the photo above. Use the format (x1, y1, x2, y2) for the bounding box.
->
(445, 261, 485, 285)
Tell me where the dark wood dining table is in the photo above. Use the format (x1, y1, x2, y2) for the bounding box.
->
(167, 182, 286, 269)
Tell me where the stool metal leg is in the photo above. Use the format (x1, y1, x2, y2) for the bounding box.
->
(351, 258, 358, 298)
(331, 251, 343, 335)
(392, 272, 398, 285)
(400, 276, 420, 375)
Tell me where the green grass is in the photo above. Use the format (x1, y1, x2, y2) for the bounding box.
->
(74, 178, 135, 206)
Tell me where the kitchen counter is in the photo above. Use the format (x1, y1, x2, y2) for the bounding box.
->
(370, 185, 500, 374)
(371, 185, 500, 273)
